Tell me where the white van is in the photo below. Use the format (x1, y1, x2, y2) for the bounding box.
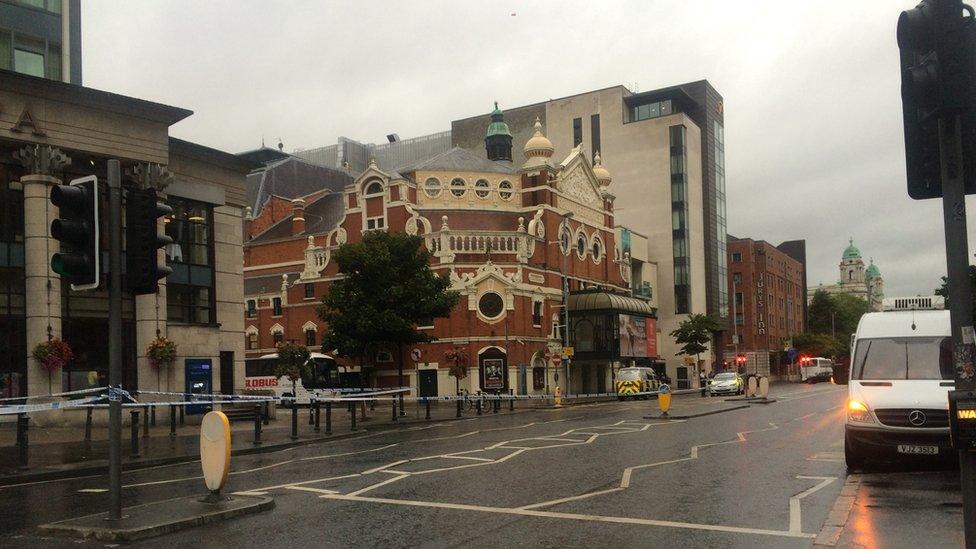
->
(244, 352, 346, 405)
(800, 357, 834, 383)
(845, 309, 955, 468)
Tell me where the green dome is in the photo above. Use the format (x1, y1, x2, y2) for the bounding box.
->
(485, 101, 512, 138)
(866, 259, 880, 278)
(842, 237, 861, 260)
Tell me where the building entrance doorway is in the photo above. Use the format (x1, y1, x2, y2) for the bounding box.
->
(418, 369, 437, 397)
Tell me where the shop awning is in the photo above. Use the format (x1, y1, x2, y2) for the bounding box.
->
(568, 291, 655, 317)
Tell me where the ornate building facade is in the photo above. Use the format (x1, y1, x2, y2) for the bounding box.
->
(807, 238, 884, 311)
(244, 108, 659, 396)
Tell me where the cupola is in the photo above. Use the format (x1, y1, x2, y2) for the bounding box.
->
(523, 117, 554, 159)
(592, 151, 612, 187)
(485, 102, 513, 162)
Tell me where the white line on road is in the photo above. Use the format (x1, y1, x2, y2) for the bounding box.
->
(319, 493, 816, 540)
(345, 474, 409, 497)
(789, 476, 837, 533)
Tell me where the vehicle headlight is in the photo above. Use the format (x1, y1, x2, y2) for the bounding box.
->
(848, 400, 874, 423)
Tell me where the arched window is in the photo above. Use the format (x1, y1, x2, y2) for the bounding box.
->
(576, 232, 588, 259)
(305, 328, 316, 346)
(247, 332, 258, 350)
(591, 235, 604, 263)
(424, 177, 442, 198)
(475, 179, 490, 199)
(450, 177, 467, 198)
(559, 225, 572, 255)
(498, 180, 514, 200)
(365, 180, 384, 196)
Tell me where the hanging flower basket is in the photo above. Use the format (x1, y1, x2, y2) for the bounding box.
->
(32, 339, 74, 373)
(146, 336, 178, 369)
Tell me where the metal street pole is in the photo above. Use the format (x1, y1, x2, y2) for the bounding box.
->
(107, 160, 123, 521)
(560, 212, 573, 395)
(732, 279, 739, 365)
(938, 114, 976, 544)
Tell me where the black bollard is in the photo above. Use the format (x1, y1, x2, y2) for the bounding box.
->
(253, 404, 262, 446)
(493, 395, 499, 414)
(85, 407, 93, 442)
(169, 405, 177, 437)
(290, 401, 299, 440)
(179, 404, 185, 425)
(350, 402, 357, 431)
(150, 405, 156, 427)
(263, 401, 270, 426)
(130, 410, 141, 458)
(314, 400, 321, 432)
(16, 413, 28, 470)
(510, 389, 514, 412)
(309, 398, 315, 426)
(425, 398, 431, 420)
(360, 401, 367, 421)
(456, 393, 462, 418)
(143, 405, 150, 437)
(325, 402, 332, 435)
(476, 398, 482, 415)
(392, 399, 398, 422)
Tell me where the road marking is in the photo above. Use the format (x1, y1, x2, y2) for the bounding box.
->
(286, 486, 339, 495)
(345, 474, 409, 497)
(319, 493, 816, 540)
(75, 488, 107, 493)
(233, 472, 362, 496)
(361, 460, 408, 475)
(790, 476, 837, 533)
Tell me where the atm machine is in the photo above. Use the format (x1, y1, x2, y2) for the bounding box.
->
(185, 358, 213, 415)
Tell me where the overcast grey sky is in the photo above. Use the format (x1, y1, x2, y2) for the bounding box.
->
(80, 0, 976, 297)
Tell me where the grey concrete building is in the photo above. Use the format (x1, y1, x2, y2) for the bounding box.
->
(1, 0, 82, 84)
(0, 69, 253, 423)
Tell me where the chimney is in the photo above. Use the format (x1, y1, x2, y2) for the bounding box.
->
(291, 198, 306, 235)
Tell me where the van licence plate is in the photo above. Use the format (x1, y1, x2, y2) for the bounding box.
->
(897, 445, 939, 455)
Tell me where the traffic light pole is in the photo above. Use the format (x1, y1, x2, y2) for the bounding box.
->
(938, 114, 976, 545)
(107, 160, 123, 522)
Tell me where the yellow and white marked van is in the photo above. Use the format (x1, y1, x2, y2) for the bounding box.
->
(616, 367, 660, 400)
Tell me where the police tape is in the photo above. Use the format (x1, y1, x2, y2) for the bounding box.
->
(0, 395, 105, 415)
(0, 386, 105, 403)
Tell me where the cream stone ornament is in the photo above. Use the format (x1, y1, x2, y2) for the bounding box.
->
(199, 411, 231, 492)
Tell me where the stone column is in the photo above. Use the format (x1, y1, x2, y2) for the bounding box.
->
(16, 145, 71, 399)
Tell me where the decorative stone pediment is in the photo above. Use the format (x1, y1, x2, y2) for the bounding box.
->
(556, 148, 603, 208)
(449, 261, 519, 291)
(353, 159, 390, 194)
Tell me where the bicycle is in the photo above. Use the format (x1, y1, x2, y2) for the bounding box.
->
(462, 390, 492, 412)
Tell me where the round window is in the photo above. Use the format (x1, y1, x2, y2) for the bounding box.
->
(424, 177, 441, 198)
(576, 233, 587, 258)
(478, 292, 505, 319)
(498, 180, 514, 200)
(450, 177, 467, 198)
(475, 179, 490, 199)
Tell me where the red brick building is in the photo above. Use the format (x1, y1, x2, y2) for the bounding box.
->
(723, 237, 806, 372)
(242, 110, 654, 396)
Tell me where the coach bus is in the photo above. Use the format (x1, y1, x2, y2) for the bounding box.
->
(244, 352, 355, 404)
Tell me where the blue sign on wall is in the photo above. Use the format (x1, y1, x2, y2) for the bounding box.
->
(185, 358, 213, 415)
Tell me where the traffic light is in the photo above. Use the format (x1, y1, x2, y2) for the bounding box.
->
(735, 355, 747, 366)
(50, 176, 100, 291)
(125, 188, 173, 295)
(897, 0, 976, 199)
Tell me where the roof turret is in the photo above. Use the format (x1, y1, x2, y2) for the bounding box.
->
(843, 237, 861, 260)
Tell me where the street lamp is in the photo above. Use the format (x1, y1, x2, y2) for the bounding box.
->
(547, 211, 574, 394)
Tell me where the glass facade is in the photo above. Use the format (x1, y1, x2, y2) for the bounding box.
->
(0, 165, 25, 397)
(165, 197, 215, 324)
(670, 125, 691, 314)
(714, 120, 728, 318)
(0, 28, 62, 79)
(630, 100, 676, 123)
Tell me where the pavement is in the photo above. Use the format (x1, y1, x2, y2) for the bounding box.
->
(0, 383, 968, 548)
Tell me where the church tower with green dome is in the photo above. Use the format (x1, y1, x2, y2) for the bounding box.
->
(484, 102, 513, 162)
(839, 237, 866, 288)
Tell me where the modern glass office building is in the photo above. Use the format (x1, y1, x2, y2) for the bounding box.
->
(0, 0, 82, 84)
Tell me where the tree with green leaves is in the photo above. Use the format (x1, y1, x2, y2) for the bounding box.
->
(935, 265, 976, 320)
(805, 290, 870, 355)
(792, 332, 842, 358)
(318, 231, 459, 403)
(670, 314, 723, 365)
(275, 342, 311, 402)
